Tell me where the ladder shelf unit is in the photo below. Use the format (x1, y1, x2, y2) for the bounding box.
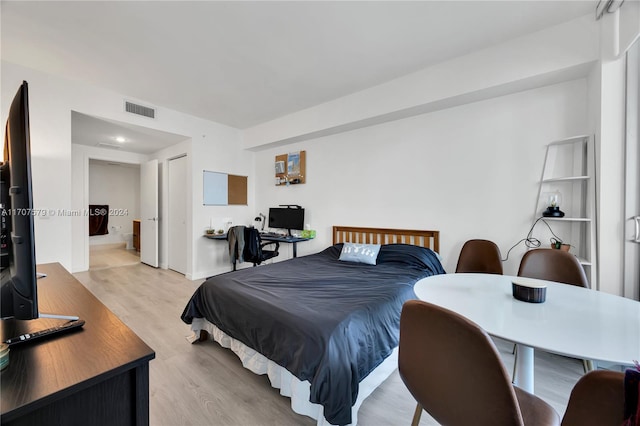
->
(533, 135, 597, 288)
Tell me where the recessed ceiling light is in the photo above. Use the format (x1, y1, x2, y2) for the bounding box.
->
(115, 136, 126, 143)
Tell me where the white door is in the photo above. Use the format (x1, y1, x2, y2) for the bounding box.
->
(168, 156, 188, 274)
(140, 159, 159, 267)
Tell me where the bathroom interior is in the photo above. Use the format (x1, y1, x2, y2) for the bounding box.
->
(88, 159, 141, 270)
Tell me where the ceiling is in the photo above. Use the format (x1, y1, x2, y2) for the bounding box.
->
(72, 112, 189, 155)
(2, 1, 597, 132)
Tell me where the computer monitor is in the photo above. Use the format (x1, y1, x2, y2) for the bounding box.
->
(268, 207, 304, 236)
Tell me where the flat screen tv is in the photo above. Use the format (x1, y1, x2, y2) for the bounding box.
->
(1, 81, 38, 320)
(268, 207, 304, 236)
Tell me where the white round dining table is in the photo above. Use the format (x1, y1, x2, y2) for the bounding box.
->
(414, 273, 640, 394)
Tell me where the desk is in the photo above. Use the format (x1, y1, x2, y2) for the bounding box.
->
(414, 273, 640, 394)
(259, 233, 310, 258)
(204, 233, 311, 258)
(1, 263, 155, 426)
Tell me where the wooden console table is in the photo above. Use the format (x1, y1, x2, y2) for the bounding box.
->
(0, 263, 155, 425)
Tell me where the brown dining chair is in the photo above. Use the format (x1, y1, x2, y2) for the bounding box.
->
(561, 370, 625, 426)
(399, 300, 626, 426)
(455, 239, 503, 274)
(399, 299, 560, 426)
(517, 248, 589, 288)
(516, 248, 592, 372)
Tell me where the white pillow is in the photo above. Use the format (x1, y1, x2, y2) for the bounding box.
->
(338, 243, 381, 265)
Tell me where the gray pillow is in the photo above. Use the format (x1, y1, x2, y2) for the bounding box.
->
(338, 243, 381, 265)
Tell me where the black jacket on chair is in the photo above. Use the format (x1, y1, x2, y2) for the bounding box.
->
(243, 227, 279, 266)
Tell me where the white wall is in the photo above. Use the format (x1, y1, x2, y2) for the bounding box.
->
(243, 12, 639, 295)
(594, 57, 627, 295)
(188, 134, 255, 279)
(592, 4, 640, 295)
(2, 61, 245, 275)
(1, 64, 589, 278)
(2, 66, 74, 269)
(240, 16, 601, 277)
(253, 79, 589, 275)
(88, 161, 140, 246)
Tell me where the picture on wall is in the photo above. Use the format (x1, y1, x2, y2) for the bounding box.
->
(288, 152, 300, 176)
(275, 151, 306, 186)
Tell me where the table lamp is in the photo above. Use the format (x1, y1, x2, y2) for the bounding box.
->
(542, 191, 565, 218)
(254, 213, 266, 231)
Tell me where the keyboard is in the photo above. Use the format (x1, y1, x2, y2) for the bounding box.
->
(260, 232, 287, 238)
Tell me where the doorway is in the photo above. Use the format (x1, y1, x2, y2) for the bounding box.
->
(88, 159, 141, 270)
(71, 111, 191, 272)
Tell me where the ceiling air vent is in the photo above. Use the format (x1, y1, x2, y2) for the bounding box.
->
(124, 101, 155, 119)
(97, 142, 122, 150)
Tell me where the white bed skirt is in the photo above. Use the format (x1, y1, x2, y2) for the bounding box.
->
(188, 318, 399, 426)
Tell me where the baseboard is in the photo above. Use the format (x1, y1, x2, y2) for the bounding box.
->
(192, 266, 232, 281)
(89, 242, 127, 251)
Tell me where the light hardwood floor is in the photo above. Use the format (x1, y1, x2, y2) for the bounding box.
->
(74, 246, 586, 425)
(89, 242, 140, 270)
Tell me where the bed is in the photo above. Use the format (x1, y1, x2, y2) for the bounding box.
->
(181, 226, 444, 425)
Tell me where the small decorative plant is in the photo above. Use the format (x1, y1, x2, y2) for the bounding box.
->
(550, 237, 571, 252)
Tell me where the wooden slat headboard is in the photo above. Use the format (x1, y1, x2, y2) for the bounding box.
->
(332, 226, 439, 253)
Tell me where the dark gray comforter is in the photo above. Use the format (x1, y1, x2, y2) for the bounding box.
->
(181, 243, 445, 425)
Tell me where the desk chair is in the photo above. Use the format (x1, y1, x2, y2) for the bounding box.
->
(455, 239, 503, 274)
(399, 300, 626, 426)
(399, 299, 559, 426)
(516, 248, 591, 372)
(243, 227, 279, 266)
(227, 226, 279, 270)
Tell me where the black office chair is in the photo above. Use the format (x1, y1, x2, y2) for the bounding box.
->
(243, 227, 279, 266)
